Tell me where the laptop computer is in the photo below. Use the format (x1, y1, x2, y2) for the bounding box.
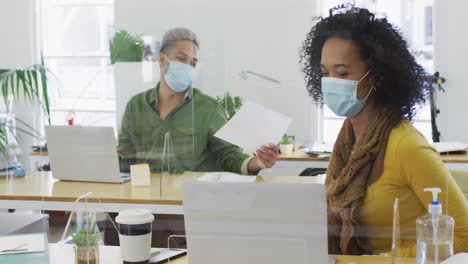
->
(45, 126, 130, 183)
(182, 182, 331, 264)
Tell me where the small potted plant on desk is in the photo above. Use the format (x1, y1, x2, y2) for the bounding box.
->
(72, 213, 101, 264)
(279, 134, 294, 155)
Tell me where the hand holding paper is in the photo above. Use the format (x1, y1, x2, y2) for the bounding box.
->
(214, 100, 292, 155)
(249, 143, 280, 172)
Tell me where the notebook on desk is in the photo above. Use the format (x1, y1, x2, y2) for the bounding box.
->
(45, 126, 130, 183)
(183, 182, 333, 264)
(0, 233, 49, 264)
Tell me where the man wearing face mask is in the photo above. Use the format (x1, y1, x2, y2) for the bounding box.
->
(118, 27, 279, 176)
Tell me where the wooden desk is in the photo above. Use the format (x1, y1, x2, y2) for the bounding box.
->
(277, 150, 468, 171)
(49, 244, 414, 264)
(0, 172, 319, 214)
(30, 151, 48, 157)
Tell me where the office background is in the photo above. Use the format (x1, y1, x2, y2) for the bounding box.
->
(0, 0, 466, 172)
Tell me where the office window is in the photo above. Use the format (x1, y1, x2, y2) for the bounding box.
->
(40, 0, 116, 128)
(317, 0, 434, 143)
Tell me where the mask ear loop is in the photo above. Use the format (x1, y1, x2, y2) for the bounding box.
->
(357, 68, 372, 83)
(363, 80, 376, 100)
(161, 54, 178, 91)
(357, 68, 374, 100)
(161, 54, 169, 73)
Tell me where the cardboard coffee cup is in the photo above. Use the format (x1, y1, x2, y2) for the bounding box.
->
(116, 209, 154, 264)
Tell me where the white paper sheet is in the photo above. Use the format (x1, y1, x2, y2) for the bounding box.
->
(130, 163, 151, 186)
(441, 253, 468, 264)
(214, 100, 292, 154)
(197, 172, 257, 182)
(0, 233, 46, 255)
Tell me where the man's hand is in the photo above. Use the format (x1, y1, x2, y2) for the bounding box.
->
(248, 144, 279, 174)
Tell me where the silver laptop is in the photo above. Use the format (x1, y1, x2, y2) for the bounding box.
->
(45, 126, 130, 183)
(183, 182, 331, 264)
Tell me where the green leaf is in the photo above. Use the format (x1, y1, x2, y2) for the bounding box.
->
(25, 69, 36, 103)
(1, 77, 8, 109)
(16, 70, 26, 101)
(21, 72, 32, 102)
(110, 30, 144, 64)
(0, 125, 6, 156)
(39, 58, 51, 124)
(31, 68, 39, 103)
(6, 74, 15, 103)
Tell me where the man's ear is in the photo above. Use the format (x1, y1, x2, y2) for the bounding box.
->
(159, 52, 165, 65)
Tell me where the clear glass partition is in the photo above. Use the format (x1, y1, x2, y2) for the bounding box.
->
(0, 0, 466, 263)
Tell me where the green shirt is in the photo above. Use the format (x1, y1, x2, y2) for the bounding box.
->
(118, 83, 250, 174)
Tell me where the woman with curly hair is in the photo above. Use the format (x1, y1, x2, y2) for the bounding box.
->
(300, 5, 468, 256)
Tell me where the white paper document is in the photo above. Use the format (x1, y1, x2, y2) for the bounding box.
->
(214, 100, 292, 154)
(197, 172, 257, 182)
(441, 253, 468, 264)
(130, 163, 151, 186)
(0, 233, 46, 255)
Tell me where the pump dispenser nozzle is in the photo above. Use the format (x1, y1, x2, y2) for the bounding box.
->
(424, 188, 442, 215)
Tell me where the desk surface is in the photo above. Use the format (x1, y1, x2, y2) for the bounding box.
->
(48, 244, 414, 264)
(32, 150, 468, 163)
(279, 149, 468, 163)
(0, 172, 319, 205)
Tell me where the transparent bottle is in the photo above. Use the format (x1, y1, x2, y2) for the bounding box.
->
(416, 188, 454, 264)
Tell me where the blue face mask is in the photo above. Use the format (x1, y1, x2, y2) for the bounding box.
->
(321, 70, 373, 117)
(163, 55, 195, 93)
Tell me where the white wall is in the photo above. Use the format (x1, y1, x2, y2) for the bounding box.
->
(433, 1, 468, 142)
(114, 62, 161, 129)
(0, 0, 42, 172)
(114, 0, 318, 143)
(0, 0, 37, 69)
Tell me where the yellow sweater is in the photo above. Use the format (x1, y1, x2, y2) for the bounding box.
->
(360, 121, 468, 256)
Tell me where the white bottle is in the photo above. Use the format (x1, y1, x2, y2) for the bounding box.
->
(416, 188, 454, 264)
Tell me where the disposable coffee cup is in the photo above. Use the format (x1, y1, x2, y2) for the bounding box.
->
(116, 209, 154, 264)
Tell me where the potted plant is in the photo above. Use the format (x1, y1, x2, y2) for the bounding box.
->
(110, 30, 145, 64)
(279, 134, 294, 155)
(216, 92, 243, 120)
(0, 56, 50, 159)
(72, 213, 101, 264)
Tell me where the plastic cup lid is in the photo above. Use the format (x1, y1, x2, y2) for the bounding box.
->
(116, 209, 154, 225)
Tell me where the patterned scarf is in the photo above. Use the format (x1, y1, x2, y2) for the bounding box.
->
(326, 109, 400, 255)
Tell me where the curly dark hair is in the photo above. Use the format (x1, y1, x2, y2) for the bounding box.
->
(300, 5, 430, 121)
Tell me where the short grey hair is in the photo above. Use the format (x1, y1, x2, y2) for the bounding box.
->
(160, 27, 200, 54)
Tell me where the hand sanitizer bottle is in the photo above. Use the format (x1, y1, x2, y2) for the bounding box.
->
(416, 188, 454, 264)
